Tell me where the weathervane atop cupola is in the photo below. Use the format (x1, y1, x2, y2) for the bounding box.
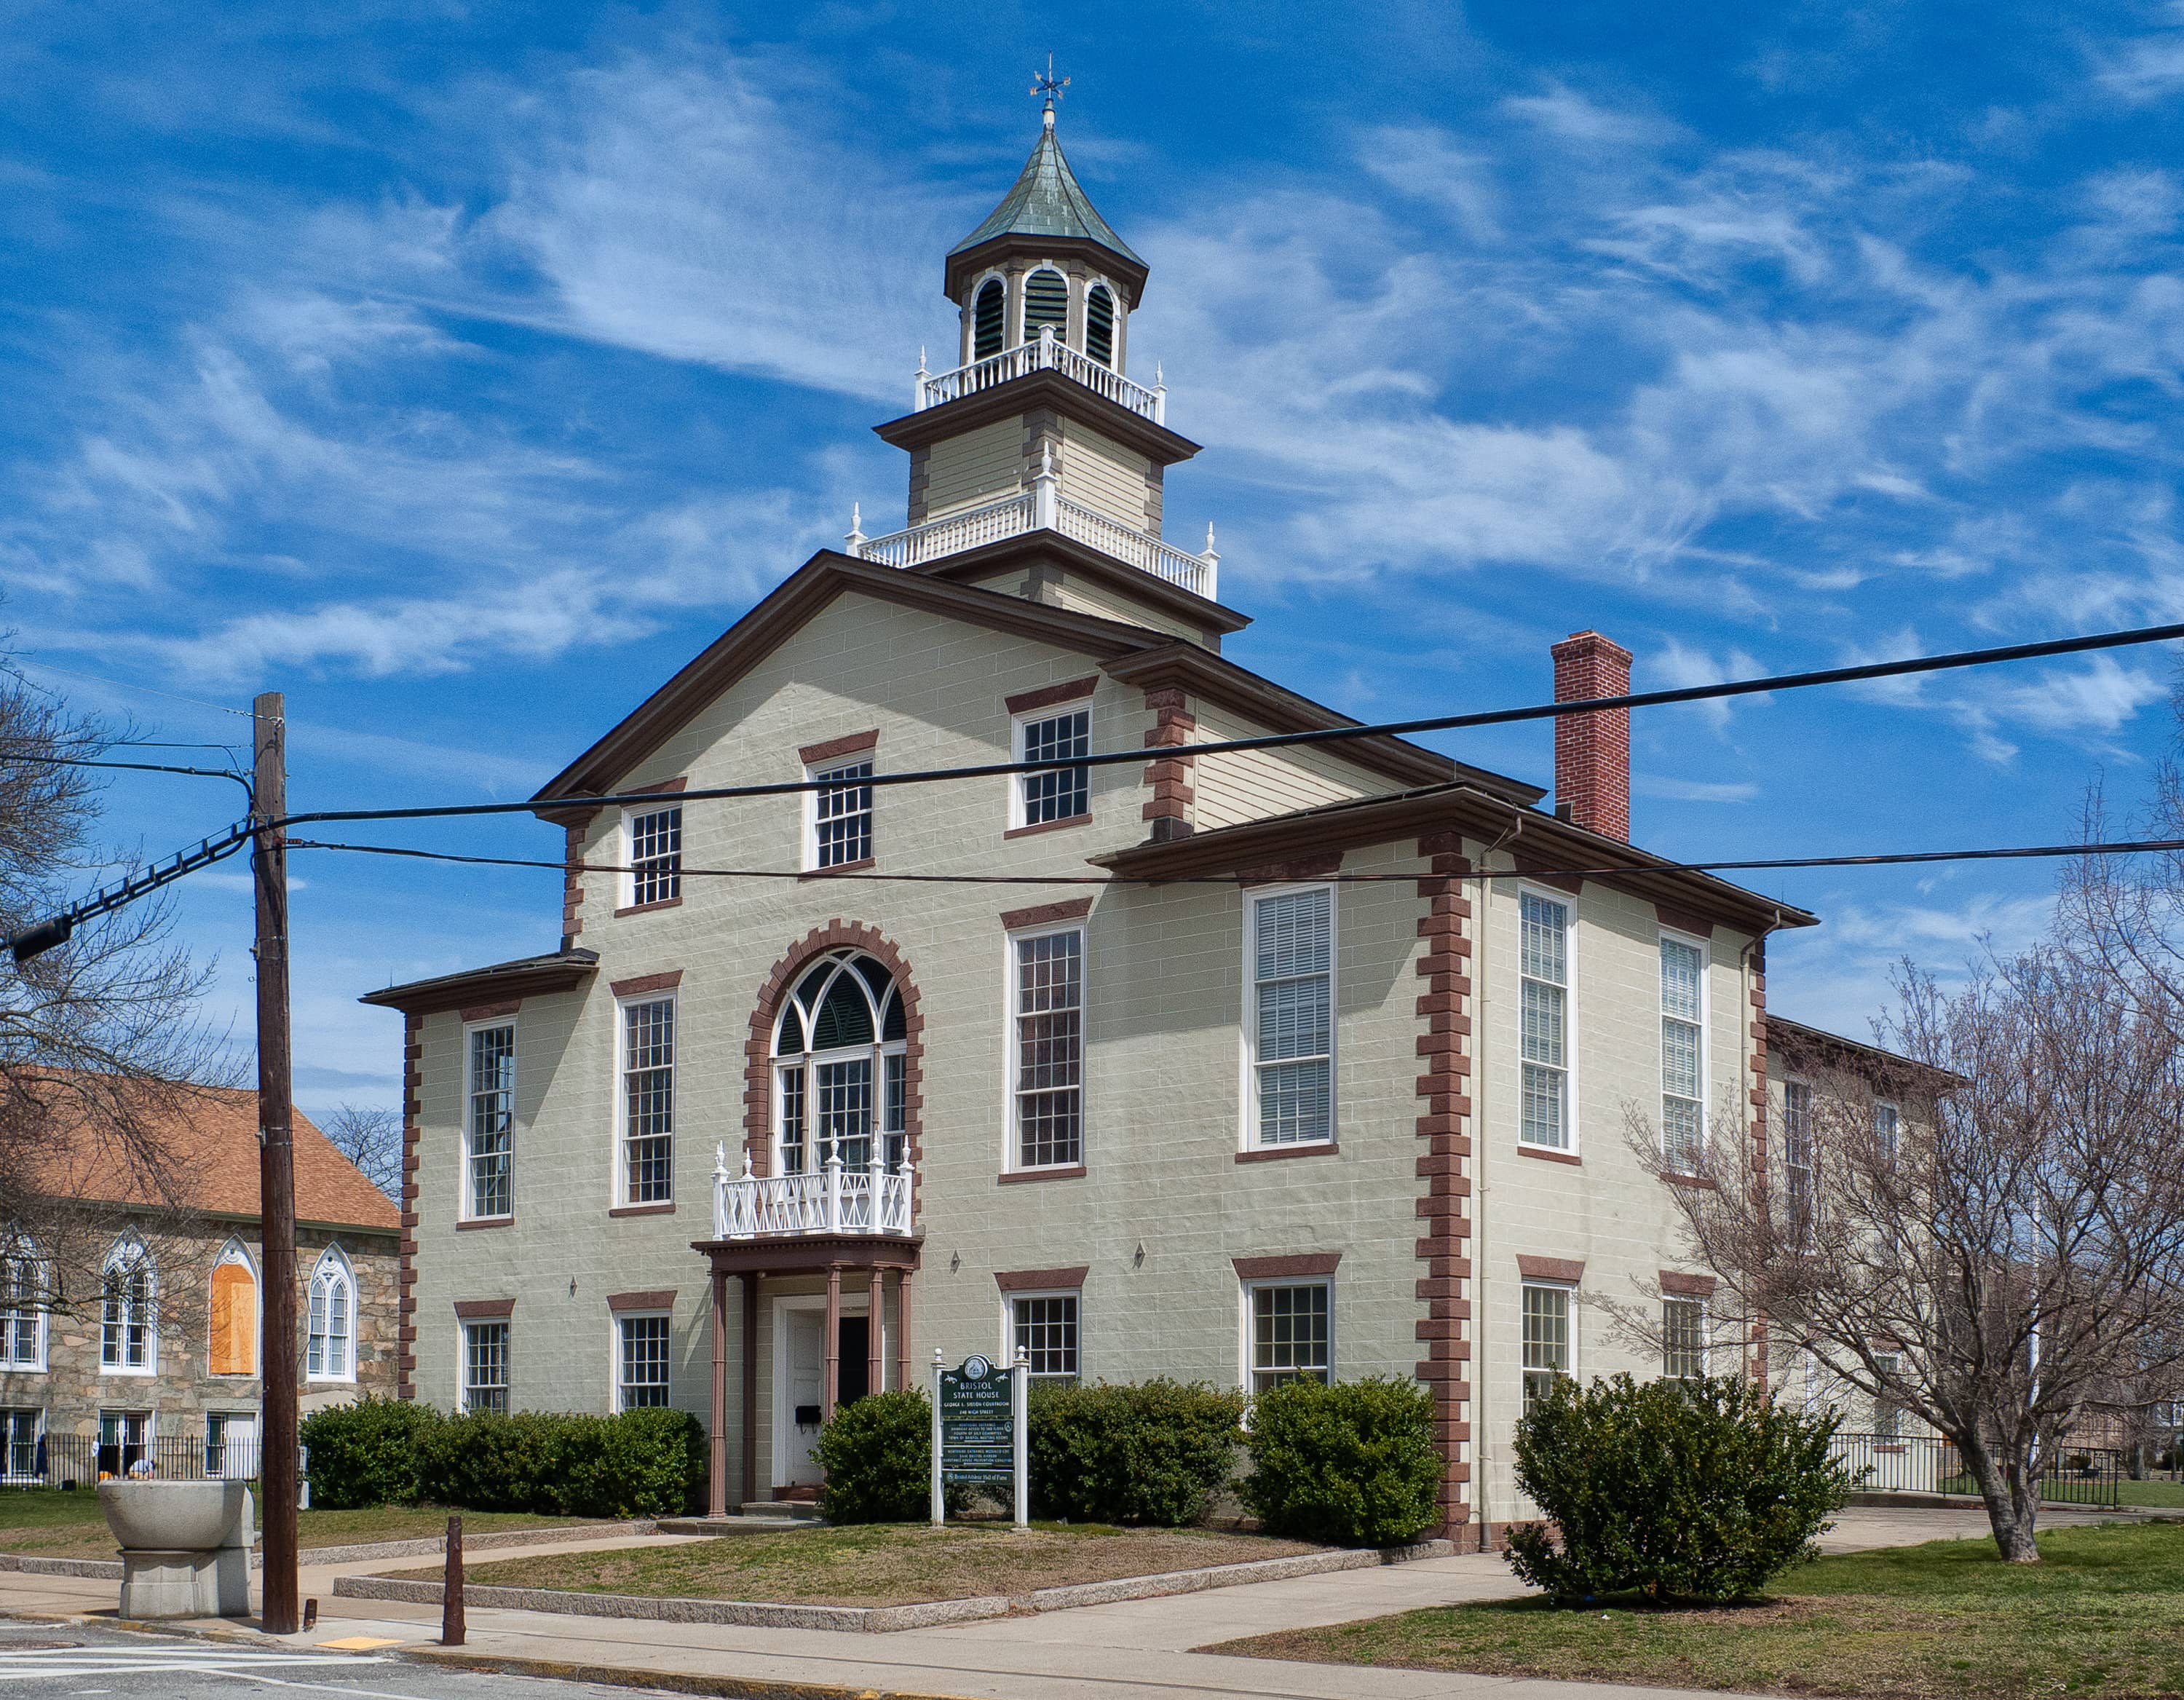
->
(1032, 55, 1069, 130)
(846, 76, 1227, 620)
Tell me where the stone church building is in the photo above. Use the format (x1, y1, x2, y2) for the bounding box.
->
(368, 102, 1883, 1543)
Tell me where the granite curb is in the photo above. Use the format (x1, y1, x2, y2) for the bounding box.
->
(331, 1538, 1455, 1633)
(0, 1518, 659, 1583)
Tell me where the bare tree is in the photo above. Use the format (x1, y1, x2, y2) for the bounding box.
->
(1618, 948, 2184, 1563)
(320, 1103, 401, 1201)
(0, 665, 233, 1324)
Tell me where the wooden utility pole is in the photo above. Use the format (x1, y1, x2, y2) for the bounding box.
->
(254, 691, 300, 1635)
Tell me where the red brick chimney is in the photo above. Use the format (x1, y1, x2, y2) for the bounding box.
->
(1550, 630, 1633, 842)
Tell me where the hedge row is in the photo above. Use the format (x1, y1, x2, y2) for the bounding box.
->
(812, 1375, 1442, 1547)
(298, 1398, 705, 1518)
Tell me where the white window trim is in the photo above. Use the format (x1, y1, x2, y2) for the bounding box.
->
(1000, 1288, 1083, 1380)
(461, 1016, 518, 1222)
(1520, 1278, 1577, 1406)
(614, 989, 679, 1207)
(1515, 882, 1579, 1156)
(459, 1318, 511, 1415)
(1658, 926, 1709, 1167)
(1008, 701, 1093, 831)
(1003, 919, 1088, 1174)
(619, 802, 683, 910)
(1240, 882, 1340, 1152)
(0, 1241, 49, 1374)
(305, 1245, 357, 1385)
(612, 1310, 674, 1413)
(967, 269, 1009, 363)
(206, 1239, 259, 1380)
(1875, 1099, 1902, 1161)
(0, 1407, 44, 1482)
(1239, 1276, 1335, 1392)
(1663, 1294, 1709, 1380)
(98, 1238, 157, 1378)
(803, 756, 875, 872)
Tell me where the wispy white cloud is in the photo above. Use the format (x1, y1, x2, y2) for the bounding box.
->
(1634, 773, 1760, 803)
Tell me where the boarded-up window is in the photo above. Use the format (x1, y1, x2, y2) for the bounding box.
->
(208, 1260, 257, 1376)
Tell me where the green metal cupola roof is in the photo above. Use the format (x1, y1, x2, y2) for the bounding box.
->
(944, 111, 1150, 307)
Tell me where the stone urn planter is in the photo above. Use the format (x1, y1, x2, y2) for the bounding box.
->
(98, 1480, 255, 1618)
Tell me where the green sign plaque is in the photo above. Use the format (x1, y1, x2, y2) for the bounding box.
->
(930, 1351, 1028, 1528)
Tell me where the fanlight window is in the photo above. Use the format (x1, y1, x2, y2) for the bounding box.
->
(1085, 284, 1115, 367)
(973, 278, 1005, 360)
(1023, 269, 1069, 347)
(772, 949, 907, 1177)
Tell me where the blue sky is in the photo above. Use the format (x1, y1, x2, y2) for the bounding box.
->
(6, 1, 2184, 1117)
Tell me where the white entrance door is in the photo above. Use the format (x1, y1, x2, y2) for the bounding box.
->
(775, 1307, 826, 1487)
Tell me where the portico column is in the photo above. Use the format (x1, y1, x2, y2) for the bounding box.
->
(895, 1269, 912, 1392)
(708, 1267, 729, 1518)
(740, 1276, 759, 1508)
(823, 1263, 842, 1423)
(866, 1267, 885, 1393)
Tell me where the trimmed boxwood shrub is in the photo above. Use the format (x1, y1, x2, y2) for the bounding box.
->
(1028, 1380, 1243, 1526)
(812, 1390, 933, 1524)
(1241, 1376, 1441, 1548)
(298, 1396, 443, 1510)
(1507, 1372, 1853, 1603)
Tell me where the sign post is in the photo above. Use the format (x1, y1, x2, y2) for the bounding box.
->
(933, 1349, 1027, 1530)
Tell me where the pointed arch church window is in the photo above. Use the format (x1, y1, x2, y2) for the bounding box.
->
(1024, 269, 1069, 348)
(973, 279, 1005, 360)
(1086, 284, 1115, 367)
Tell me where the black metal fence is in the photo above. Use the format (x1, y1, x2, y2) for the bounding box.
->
(1828, 1431, 2123, 1506)
(3, 1430, 262, 1490)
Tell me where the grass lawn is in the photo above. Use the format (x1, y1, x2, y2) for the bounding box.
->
(2117, 1479, 2184, 1509)
(429, 1523, 1321, 1608)
(0, 1490, 600, 1562)
(1211, 1520, 2184, 1700)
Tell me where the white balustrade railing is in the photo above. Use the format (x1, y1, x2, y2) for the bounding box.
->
(850, 444, 1220, 601)
(713, 1144, 914, 1241)
(915, 327, 1166, 424)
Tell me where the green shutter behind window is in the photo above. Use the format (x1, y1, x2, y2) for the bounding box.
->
(973, 279, 1005, 360)
(1086, 284, 1115, 367)
(1024, 269, 1069, 347)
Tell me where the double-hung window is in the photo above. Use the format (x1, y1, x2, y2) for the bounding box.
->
(306, 1249, 355, 1383)
(99, 1410, 149, 1475)
(1249, 886, 1334, 1147)
(625, 806, 682, 908)
(0, 1247, 44, 1371)
(100, 1242, 154, 1374)
(1784, 1080, 1815, 1244)
(1011, 927, 1084, 1169)
(1660, 936, 1705, 1169)
(1663, 1298, 1707, 1380)
(1519, 892, 1572, 1150)
(1010, 1293, 1080, 1381)
(1875, 1101, 1900, 1163)
(810, 760, 874, 869)
(1016, 708, 1090, 828)
(1871, 1350, 1902, 1439)
(466, 1023, 515, 1219)
(205, 1411, 256, 1479)
(617, 1314, 671, 1410)
(463, 1321, 510, 1414)
(1, 1409, 38, 1481)
(620, 997, 676, 1204)
(1247, 1281, 1331, 1391)
(1522, 1282, 1572, 1409)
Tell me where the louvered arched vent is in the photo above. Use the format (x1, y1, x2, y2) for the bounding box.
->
(1024, 268, 1069, 347)
(1085, 284, 1115, 368)
(973, 279, 1005, 360)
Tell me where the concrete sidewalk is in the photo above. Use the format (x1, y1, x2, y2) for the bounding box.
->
(0, 1504, 2147, 1700)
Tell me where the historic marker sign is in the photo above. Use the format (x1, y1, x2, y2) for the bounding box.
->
(930, 1350, 1029, 1529)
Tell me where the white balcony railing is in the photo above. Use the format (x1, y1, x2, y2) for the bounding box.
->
(713, 1144, 914, 1241)
(850, 450, 1219, 601)
(914, 326, 1166, 424)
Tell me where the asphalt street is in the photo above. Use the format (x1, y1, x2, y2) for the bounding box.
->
(0, 1621, 646, 1699)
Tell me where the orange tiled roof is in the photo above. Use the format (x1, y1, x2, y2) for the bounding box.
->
(23, 1081, 398, 1233)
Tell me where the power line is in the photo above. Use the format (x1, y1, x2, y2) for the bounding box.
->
(9, 658, 253, 718)
(283, 834, 2184, 887)
(274, 618, 2184, 830)
(6, 826, 253, 961)
(11, 754, 254, 795)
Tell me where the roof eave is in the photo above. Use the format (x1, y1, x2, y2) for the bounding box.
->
(360, 950, 601, 1016)
(943, 234, 1150, 309)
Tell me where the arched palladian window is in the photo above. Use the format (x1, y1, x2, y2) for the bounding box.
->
(1085, 283, 1116, 368)
(772, 950, 907, 1177)
(0, 1228, 46, 1371)
(973, 277, 1005, 360)
(1022, 268, 1069, 349)
(100, 1233, 155, 1372)
(306, 1245, 355, 1383)
(207, 1241, 258, 1377)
